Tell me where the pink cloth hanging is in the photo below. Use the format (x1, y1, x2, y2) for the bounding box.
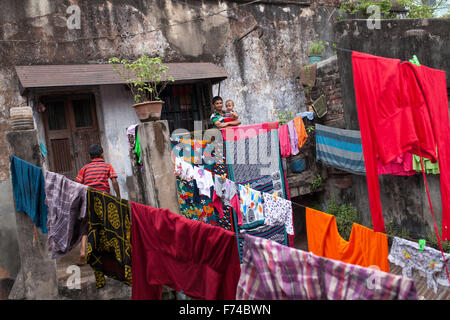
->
(278, 123, 291, 158)
(377, 152, 416, 176)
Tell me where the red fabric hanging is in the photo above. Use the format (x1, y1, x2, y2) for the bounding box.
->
(352, 51, 450, 240)
(130, 201, 241, 300)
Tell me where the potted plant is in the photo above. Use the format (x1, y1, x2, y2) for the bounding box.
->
(109, 55, 175, 122)
(308, 40, 325, 65)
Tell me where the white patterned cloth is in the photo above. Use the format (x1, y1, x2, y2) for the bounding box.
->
(193, 165, 214, 198)
(239, 184, 265, 225)
(262, 192, 294, 235)
(174, 157, 194, 182)
(388, 236, 450, 293)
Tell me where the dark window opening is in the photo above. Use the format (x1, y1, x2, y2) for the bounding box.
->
(73, 99, 93, 128)
(47, 101, 67, 130)
(160, 83, 212, 133)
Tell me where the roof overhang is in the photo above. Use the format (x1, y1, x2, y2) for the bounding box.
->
(15, 62, 228, 95)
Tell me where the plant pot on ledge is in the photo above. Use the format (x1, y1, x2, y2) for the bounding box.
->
(133, 101, 164, 122)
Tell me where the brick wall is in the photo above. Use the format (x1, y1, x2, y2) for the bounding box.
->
(304, 55, 345, 128)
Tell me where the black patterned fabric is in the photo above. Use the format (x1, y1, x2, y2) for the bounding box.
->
(86, 188, 132, 288)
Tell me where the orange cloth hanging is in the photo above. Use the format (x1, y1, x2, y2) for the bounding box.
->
(293, 116, 308, 148)
(306, 207, 389, 273)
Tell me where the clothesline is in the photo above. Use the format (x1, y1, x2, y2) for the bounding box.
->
(321, 42, 450, 75)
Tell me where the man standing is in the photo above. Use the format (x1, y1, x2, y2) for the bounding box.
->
(210, 96, 241, 128)
(75, 144, 121, 265)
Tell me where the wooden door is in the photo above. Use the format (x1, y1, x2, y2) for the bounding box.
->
(42, 94, 101, 179)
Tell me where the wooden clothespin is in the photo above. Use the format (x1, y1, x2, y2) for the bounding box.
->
(246, 184, 250, 193)
(273, 191, 278, 200)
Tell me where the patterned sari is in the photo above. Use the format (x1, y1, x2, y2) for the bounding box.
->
(86, 188, 132, 288)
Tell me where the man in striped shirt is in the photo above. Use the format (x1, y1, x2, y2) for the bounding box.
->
(75, 144, 121, 265)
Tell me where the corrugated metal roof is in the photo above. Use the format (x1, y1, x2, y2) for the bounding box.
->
(15, 62, 228, 91)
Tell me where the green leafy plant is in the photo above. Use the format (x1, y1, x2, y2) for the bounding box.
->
(385, 219, 411, 240)
(306, 125, 315, 133)
(425, 224, 450, 254)
(339, 0, 447, 19)
(277, 110, 295, 126)
(398, 0, 448, 18)
(310, 174, 323, 191)
(325, 196, 360, 241)
(340, 0, 395, 18)
(308, 40, 325, 56)
(109, 55, 175, 104)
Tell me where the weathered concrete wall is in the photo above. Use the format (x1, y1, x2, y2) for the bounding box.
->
(0, 180, 20, 279)
(333, 18, 450, 237)
(97, 84, 141, 200)
(217, 5, 338, 124)
(132, 120, 180, 214)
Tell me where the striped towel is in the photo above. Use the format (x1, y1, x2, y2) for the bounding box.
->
(315, 124, 365, 175)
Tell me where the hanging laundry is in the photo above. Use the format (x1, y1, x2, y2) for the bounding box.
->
(287, 120, 299, 156)
(262, 192, 294, 236)
(10, 155, 48, 234)
(300, 62, 317, 88)
(388, 237, 450, 293)
(312, 95, 327, 118)
(126, 124, 138, 150)
(278, 122, 291, 158)
(352, 51, 450, 237)
(45, 171, 88, 259)
(134, 130, 142, 165)
(222, 121, 279, 142)
(213, 175, 242, 225)
(297, 111, 314, 121)
(85, 188, 132, 289)
(316, 124, 415, 176)
(315, 124, 366, 175)
(174, 157, 195, 182)
(413, 154, 440, 174)
(293, 116, 308, 149)
(130, 202, 241, 300)
(225, 127, 289, 199)
(305, 207, 389, 272)
(237, 234, 418, 300)
(237, 223, 288, 262)
(377, 152, 416, 176)
(193, 166, 214, 198)
(271, 171, 284, 198)
(176, 176, 217, 225)
(239, 184, 265, 225)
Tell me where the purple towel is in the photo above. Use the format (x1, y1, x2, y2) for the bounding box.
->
(287, 120, 299, 156)
(45, 171, 88, 259)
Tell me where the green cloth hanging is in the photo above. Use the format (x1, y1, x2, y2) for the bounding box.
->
(135, 131, 142, 165)
(412, 154, 440, 174)
(312, 94, 327, 118)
